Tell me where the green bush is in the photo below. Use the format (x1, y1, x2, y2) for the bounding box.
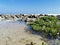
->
(29, 16, 60, 38)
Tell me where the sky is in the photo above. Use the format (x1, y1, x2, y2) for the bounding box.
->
(0, 0, 60, 14)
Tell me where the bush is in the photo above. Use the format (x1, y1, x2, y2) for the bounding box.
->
(29, 16, 60, 38)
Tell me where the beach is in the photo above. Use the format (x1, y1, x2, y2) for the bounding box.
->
(0, 20, 47, 45)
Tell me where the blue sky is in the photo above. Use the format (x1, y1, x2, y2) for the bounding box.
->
(0, 0, 60, 14)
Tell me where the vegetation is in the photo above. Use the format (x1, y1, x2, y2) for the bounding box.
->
(29, 16, 60, 38)
(42, 42, 45, 45)
(26, 42, 36, 45)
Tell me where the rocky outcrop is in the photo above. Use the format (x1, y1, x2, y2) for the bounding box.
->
(57, 15, 60, 20)
(0, 14, 57, 22)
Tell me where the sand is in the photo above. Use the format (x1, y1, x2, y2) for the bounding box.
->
(0, 21, 47, 45)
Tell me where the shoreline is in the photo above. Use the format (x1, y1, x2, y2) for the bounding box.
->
(0, 21, 47, 45)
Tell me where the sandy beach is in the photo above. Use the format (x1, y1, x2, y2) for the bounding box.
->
(0, 20, 47, 45)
